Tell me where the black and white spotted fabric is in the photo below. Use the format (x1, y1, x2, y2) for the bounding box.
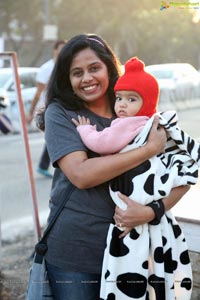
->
(100, 111, 199, 300)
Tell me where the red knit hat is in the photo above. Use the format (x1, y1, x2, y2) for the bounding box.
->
(114, 57, 159, 117)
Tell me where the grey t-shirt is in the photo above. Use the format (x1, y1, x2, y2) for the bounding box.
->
(44, 102, 115, 274)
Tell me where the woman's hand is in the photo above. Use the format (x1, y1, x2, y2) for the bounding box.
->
(145, 115, 167, 156)
(114, 192, 154, 238)
(114, 185, 190, 238)
(72, 115, 90, 127)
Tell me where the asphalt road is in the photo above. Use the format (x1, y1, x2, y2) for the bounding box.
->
(0, 130, 52, 241)
(0, 107, 200, 242)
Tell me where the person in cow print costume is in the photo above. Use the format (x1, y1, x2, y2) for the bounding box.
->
(72, 57, 199, 300)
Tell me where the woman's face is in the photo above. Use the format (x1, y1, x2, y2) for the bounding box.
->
(69, 48, 109, 105)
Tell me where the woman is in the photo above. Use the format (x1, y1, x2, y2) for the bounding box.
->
(37, 33, 190, 300)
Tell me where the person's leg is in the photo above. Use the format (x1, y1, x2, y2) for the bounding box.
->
(46, 262, 101, 300)
(38, 144, 50, 170)
(37, 144, 52, 177)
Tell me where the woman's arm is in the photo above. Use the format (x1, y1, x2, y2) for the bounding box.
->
(58, 116, 167, 189)
(114, 185, 190, 238)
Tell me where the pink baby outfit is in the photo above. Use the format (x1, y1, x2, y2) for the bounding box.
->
(77, 116, 149, 155)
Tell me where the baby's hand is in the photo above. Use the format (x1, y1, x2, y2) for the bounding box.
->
(72, 115, 91, 127)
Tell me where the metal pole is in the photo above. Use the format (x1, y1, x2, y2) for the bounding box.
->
(10, 52, 41, 241)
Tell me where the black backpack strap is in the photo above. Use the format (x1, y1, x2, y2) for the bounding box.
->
(35, 182, 75, 255)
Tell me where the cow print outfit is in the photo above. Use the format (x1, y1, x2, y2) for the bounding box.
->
(100, 111, 199, 300)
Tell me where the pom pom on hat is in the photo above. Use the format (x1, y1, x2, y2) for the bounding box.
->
(114, 57, 159, 117)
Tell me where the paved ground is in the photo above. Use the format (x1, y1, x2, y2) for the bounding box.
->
(0, 131, 52, 242)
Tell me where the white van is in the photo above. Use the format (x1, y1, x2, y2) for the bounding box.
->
(0, 67, 39, 132)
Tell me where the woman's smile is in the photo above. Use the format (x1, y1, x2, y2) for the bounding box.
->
(82, 84, 98, 93)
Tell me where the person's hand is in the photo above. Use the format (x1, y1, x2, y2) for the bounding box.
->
(116, 226, 133, 239)
(145, 115, 167, 156)
(26, 113, 33, 124)
(114, 192, 154, 238)
(72, 115, 90, 127)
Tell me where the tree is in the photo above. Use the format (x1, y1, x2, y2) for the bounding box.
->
(0, 0, 48, 66)
(54, 0, 200, 67)
(0, 0, 200, 68)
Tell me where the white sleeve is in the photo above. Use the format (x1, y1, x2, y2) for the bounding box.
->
(36, 60, 54, 85)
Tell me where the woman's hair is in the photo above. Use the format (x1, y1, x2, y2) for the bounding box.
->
(36, 33, 122, 131)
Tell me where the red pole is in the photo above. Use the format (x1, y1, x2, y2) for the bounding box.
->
(11, 52, 41, 241)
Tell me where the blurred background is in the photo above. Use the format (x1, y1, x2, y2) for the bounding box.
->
(0, 0, 200, 67)
(1, 0, 200, 131)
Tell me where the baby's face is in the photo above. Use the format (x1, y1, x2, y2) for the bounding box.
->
(114, 90, 143, 117)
